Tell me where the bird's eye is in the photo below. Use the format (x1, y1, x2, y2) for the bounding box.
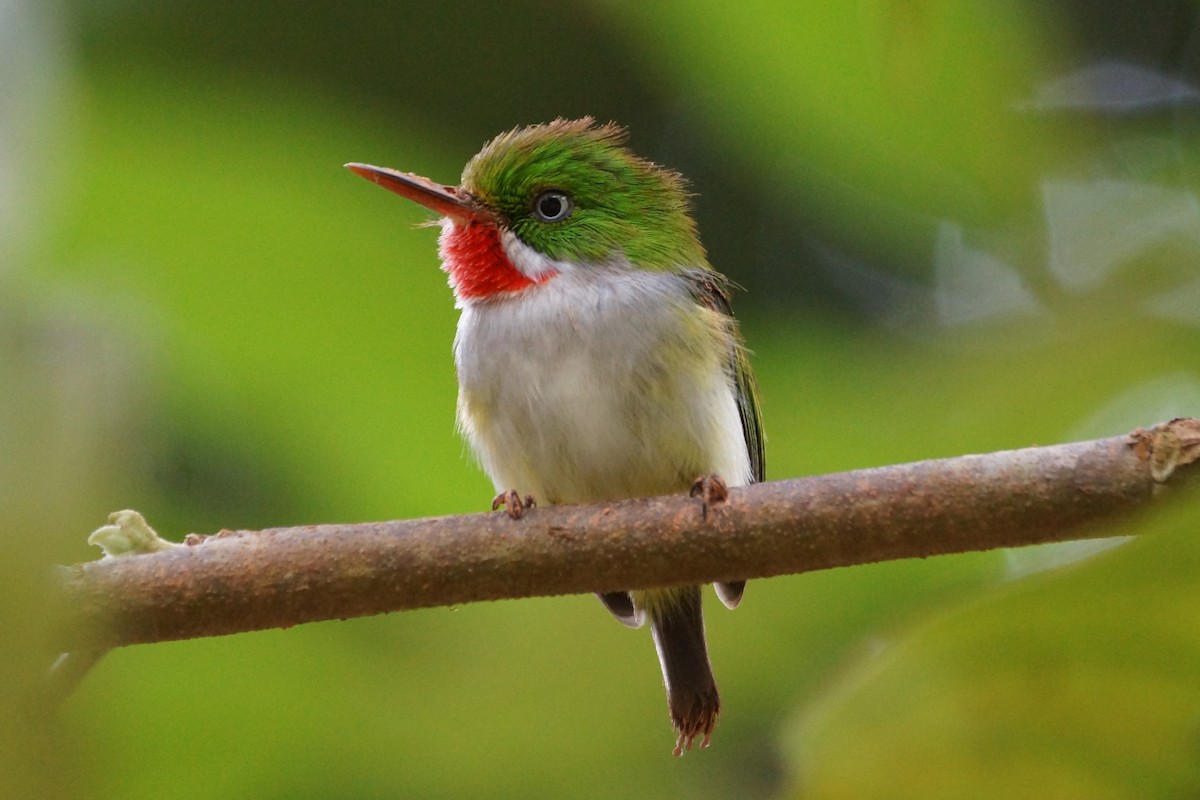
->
(531, 190, 574, 223)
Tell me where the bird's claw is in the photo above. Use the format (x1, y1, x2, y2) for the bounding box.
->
(689, 474, 729, 521)
(492, 490, 536, 519)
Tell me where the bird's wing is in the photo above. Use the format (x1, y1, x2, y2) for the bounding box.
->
(682, 270, 765, 484)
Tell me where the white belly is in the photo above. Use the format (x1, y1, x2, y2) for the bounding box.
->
(453, 267, 751, 505)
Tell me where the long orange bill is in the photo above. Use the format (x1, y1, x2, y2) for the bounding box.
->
(344, 162, 487, 222)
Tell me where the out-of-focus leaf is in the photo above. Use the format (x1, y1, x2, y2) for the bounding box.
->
(50, 70, 483, 527)
(603, 0, 1064, 225)
(785, 492, 1200, 799)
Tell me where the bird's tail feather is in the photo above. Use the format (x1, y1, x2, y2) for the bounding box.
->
(646, 586, 720, 756)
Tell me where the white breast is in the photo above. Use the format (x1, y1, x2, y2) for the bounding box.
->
(453, 265, 751, 505)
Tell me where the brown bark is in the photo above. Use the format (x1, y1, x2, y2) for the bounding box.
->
(56, 419, 1200, 651)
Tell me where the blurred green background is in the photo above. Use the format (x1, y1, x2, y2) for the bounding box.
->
(4, 1, 1200, 797)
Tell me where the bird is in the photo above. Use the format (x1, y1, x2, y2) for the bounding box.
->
(346, 118, 764, 755)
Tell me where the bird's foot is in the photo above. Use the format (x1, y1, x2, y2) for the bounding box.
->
(491, 490, 536, 519)
(689, 474, 729, 521)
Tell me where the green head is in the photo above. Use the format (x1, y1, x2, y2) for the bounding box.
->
(460, 118, 706, 269)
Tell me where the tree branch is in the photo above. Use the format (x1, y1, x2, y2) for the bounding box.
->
(57, 419, 1200, 651)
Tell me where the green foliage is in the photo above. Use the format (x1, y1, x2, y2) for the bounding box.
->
(788, 498, 1200, 799)
(4, 2, 1198, 798)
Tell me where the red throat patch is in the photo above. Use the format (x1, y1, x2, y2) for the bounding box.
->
(438, 222, 554, 300)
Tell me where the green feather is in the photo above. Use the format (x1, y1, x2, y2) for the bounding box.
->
(462, 118, 707, 270)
